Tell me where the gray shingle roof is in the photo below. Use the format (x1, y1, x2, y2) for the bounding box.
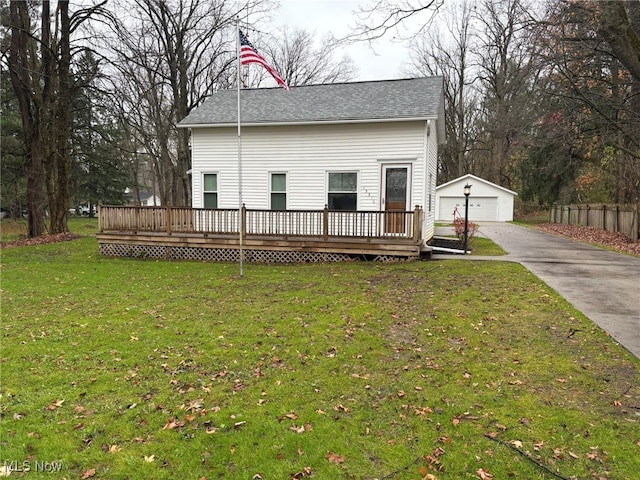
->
(178, 77, 443, 127)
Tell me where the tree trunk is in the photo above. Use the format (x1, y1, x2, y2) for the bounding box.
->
(47, 0, 72, 234)
(8, 1, 46, 237)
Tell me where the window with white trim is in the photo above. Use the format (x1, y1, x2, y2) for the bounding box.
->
(328, 172, 357, 210)
(270, 173, 287, 210)
(203, 173, 218, 209)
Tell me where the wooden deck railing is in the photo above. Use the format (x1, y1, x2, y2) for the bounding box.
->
(99, 205, 424, 241)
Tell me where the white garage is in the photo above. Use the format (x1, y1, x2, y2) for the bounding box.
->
(436, 174, 517, 222)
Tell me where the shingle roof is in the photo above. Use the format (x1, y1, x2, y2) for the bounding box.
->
(178, 77, 444, 127)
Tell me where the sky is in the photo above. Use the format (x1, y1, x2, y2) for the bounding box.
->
(275, 0, 416, 81)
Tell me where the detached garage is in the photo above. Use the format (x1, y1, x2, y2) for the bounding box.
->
(436, 174, 517, 222)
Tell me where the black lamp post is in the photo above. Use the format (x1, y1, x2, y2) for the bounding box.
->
(463, 183, 472, 255)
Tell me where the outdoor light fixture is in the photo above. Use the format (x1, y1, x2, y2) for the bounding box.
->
(463, 184, 472, 255)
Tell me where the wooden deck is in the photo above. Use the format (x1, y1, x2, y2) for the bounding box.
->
(97, 205, 430, 263)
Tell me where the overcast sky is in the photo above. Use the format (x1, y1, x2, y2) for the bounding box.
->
(275, 0, 414, 81)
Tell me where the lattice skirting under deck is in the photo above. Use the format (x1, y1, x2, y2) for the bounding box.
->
(99, 243, 409, 263)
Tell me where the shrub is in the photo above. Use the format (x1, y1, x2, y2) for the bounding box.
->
(453, 217, 479, 244)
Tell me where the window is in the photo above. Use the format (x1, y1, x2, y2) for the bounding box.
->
(328, 172, 357, 210)
(270, 173, 287, 210)
(203, 173, 217, 209)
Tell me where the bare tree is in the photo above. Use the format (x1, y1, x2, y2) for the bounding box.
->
(472, 0, 540, 189)
(106, 0, 272, 206)
(7, 1, 46, 237)
(263, 27, 356, 86)
(408, 0, 478, 181)
(348, 0, 444, 42)
(598, 0, 640, 83)
(6, 0, 109, 236)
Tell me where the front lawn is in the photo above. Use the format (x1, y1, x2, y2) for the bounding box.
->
(1, 235, 638, 479)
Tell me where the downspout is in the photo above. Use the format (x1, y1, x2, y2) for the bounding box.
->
(424, 119, 431, 243)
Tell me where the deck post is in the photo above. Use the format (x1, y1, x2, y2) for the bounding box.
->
(413, 205, 422, 241)
(323, 205, 329, 241)
(166, 203, 172, 235)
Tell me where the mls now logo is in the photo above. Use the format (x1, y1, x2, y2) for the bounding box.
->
(1, 460, 62, 475)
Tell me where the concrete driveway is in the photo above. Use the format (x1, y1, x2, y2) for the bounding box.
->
(433, 222, 640, 359)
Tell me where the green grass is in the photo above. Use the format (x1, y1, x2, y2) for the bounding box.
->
(433, 223, 506, 256)
(0, 219, 28, 242)
(0, 217, 99, 243)
(468, 236, 506, 256)
(1, 228, 638, 479)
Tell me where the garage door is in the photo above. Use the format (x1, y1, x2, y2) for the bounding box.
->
(438, 196, 498, 222)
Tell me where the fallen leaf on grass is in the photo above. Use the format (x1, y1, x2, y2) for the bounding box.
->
(47, 399, 65, 411)
(144, 455, 155, 463)
(476, 468, 494, 479)
(291, 466, 313, 478)
(326, 452, 345, 464)
(290, 425, 305, 434)
(509, 440, 523, 449)
(163, 418, 186, 430)
(290, 423, 312, 434)
(81, 468, 96, 479)
(418, 468, 438, 480)
(108, 444, 122, 454)
(188, 398, 204, 411)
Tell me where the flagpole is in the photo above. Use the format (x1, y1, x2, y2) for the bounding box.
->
(236, 18, 244, 277)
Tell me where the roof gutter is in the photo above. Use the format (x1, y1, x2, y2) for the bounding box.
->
(177, 116, 437, 129)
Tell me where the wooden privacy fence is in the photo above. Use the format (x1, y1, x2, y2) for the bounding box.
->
(98, 205, 424, 241)
(549, 204, 639, 242)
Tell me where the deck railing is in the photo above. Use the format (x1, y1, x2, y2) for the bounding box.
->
(99, 205, 424, 241)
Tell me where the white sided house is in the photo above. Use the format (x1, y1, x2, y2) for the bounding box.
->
(436, 174, 518, 222)
(178, 77, 445, 244)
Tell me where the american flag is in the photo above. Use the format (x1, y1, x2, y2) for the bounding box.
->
(239, 29, 290, 90)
